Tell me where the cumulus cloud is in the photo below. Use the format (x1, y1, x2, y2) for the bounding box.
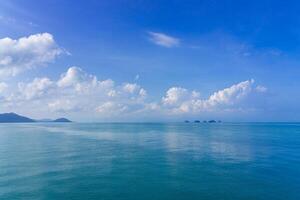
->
(160, 79, 260, 114)
(162, 87, 189, 106)
(148, 32, 180, 48)
(18, 77, 54, 100)
(205, 79, 254, 107)
(57, 66, 114, 94)
(0, 33, 63, 77)
(123, 83, 140, 93)
(57, 67, 93, 88)
(48, 99, 78, 113)
(122, 83, 147, 99)
(95, 102, 128, 115)
(4, 67, 147, 117)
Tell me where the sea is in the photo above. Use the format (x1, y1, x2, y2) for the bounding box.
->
(0, 122, 299, 200)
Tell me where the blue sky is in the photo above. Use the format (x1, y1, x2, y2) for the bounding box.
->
(0, 0, 300, 121)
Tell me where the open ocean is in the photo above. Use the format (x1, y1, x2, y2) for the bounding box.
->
(0, 123, 299, 200)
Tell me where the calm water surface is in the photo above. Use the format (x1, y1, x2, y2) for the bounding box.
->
(0, 123, 299, 200)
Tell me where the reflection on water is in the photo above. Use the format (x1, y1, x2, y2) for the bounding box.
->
(0, 123, 299, 200)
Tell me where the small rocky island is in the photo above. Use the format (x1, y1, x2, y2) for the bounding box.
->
(53, 118, 72, 122)
(184, 119, 222, 123)
(0, 113, 72, 123)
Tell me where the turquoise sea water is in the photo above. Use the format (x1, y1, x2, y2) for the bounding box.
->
(0, 123, 299, 200)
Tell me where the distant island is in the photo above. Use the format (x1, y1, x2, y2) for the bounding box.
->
(53, 118, 72, 122)
(184, 119, 222, 123)
(0, 112, 35, 123)
(0, 113, 72, 123)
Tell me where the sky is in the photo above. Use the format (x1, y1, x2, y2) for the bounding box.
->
(0, 0, 300, 122)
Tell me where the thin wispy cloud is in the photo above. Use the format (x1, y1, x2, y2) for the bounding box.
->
(0, 14, 39, 28)
(148, 32, 180, 48)
(0, 15, 16, 24)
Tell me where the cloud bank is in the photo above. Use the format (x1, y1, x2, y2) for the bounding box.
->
(0, 66, 266, 120)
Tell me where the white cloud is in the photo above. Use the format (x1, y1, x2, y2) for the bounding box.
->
(122, 83, 147, 101)
(48, 99, 78, 113)
(0, 65, 266, 120)
(162, 87, 189, 106)
(160, 79, 260, 114)
(18, 78, 54, 100)
(0, 33, 63, 77)
(95, 101, 128, 115)
(57, 66, 114, 94)
(205, 79, 254, 107)
(57, 67, 91, 88)
(255, 85, 267, 92)
(148, 32, 180, 48)
(139, 88, 147, 98)
(123, 83, 140, 93)
(5, 67, 148, 118)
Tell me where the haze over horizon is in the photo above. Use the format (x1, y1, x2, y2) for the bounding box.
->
(1, 0, 300, 122)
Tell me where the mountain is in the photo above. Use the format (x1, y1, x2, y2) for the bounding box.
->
(0, 113, 35, 123)
(0, 113, 72, 123)
(53, 118, 72, 122)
